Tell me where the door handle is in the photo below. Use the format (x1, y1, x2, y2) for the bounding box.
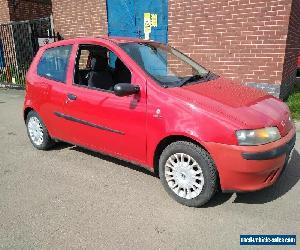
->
(67, 93, 77, 101)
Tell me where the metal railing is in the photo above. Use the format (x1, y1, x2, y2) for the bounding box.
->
(0, 17, 53, 86)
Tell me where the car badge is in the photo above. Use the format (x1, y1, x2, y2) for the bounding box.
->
(154, 108, 162, 118)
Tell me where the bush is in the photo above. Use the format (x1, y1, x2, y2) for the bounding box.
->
(286, 84, 300, 120)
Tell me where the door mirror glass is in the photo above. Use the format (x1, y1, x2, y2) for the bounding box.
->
(114, 83, 140, 97)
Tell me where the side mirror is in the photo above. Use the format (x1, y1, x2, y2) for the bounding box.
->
(114, 83, 140, 97)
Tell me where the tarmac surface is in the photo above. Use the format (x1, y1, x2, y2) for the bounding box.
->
(0, 89, 299, 249)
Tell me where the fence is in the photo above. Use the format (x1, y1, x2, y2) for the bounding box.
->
(0, 17, 54, 86)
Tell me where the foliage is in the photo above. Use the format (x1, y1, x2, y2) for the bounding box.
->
(0, 64, 28, 85)
(286, 84, 300, 120)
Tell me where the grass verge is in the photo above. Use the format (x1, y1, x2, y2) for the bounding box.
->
(286, 84, 300, 120)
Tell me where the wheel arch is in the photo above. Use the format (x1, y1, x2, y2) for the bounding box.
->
(153, 135, 209, 175)
(153, 134, 221, 193)
(23, 107, 34, 123)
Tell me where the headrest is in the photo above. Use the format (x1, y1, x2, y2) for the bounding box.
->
(90, 56, 108, 71)
(115, 58, 127, 71)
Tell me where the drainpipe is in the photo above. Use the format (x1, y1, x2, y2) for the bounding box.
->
(50, 14, 54, 37)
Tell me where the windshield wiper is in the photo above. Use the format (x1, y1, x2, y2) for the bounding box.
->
(179, 74, 203, 87)
(204, 71, 213, 79)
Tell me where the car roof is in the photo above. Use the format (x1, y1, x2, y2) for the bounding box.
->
(42, 36, 156, 49)
(103, 36, 150, 43)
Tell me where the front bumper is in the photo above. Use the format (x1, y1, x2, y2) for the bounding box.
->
(241, 135, 296, 160)
(204, 128, 296, 192)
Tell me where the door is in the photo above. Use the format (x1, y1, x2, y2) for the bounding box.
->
(106, 0, 168, 43)
(35, 44, 74, 141)
(60, 42, 147, 164)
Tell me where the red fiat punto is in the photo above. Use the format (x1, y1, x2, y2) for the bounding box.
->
(24, 37, 296, 207)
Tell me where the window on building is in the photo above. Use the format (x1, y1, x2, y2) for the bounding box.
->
(37, 45, 72, 83)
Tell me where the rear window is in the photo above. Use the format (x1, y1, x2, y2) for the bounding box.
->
(37, 45, 72, 83)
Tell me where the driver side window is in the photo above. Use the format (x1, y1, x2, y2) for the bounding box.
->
(74, 44, 131, 91)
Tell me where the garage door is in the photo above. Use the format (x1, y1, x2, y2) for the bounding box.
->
(106, 0, 168, 43)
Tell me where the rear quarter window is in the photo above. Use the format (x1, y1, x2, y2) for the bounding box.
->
(37, 45, 72, 83)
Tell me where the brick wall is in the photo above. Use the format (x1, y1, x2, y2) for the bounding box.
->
(0, 0, 52, 23)
(168, 0, 298, 98)
(0, 25, 17, 67)
(7, 0, 52, 22)
(0, 0, 11, 23)
(52, 0, 107, 39)
(280, 0, 300, 99)
(49, 0, 299, 98)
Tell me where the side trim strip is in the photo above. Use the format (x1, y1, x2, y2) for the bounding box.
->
(54, 112, 124, 135)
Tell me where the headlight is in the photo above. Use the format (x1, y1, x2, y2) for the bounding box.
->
(236, 127, 281, 146)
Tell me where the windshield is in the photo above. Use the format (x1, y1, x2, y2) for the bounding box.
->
(120, 42, 216, 87)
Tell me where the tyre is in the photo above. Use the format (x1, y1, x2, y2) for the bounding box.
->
(159, 141, 218, 207)
(26, 110, 54, 150)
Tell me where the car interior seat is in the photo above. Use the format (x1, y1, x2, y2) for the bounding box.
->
(88, 56, 114, 90)
(114, 58, 131, 84)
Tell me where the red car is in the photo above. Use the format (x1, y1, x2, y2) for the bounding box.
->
(24, 37, 296, 207)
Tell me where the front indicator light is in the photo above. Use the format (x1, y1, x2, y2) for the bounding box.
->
(236, 127, 281, 146)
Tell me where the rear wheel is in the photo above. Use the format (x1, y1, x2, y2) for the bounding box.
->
(26, 111, 54, 150)
(159, 141, 218, 207)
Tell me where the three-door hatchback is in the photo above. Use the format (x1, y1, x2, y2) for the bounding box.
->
(24, 37, 296, 207)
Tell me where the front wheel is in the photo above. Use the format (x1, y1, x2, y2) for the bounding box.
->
(26, 110, 54, 150)
(159, 141, 218, 207)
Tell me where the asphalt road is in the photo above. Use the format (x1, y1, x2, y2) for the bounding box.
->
(0, 89, 299, 249)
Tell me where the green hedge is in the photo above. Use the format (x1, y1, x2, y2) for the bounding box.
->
(286, 84, 300, 120)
